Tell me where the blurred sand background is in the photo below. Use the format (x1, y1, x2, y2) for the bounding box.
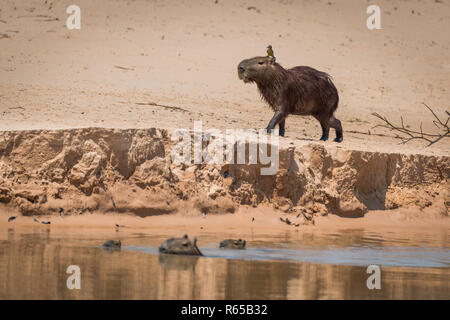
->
(0, 0, 449, 155)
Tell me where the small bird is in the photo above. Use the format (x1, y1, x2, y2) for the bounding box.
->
(41, 221, 51, 225)
(33, 217, 40, 223)
(8, 216, 17, 222)
(266, 45, 274, 57)
(202, 212, 206, 219)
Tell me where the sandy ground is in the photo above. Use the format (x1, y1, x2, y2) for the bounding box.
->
(0, 0, 449, 156)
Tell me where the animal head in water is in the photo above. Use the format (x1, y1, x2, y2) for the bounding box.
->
(159, 234, 203, 256)
(103, 240, 121, 248)
(219, 238, 247, 249)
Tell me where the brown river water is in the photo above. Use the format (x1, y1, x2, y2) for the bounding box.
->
(0, 224, 448, 299)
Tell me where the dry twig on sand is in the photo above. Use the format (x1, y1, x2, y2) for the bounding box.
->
(114, 65, 134, 71)
(371, 104, 449, 146)
(135, 101, 189, 113)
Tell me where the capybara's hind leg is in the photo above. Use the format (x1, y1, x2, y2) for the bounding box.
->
(330, 116, 343, 142)
(279, 119, 285, 137)
(317, 117, 330, 141)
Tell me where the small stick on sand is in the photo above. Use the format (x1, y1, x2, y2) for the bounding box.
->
(114, 65, 134, 71)
(135, 101, 189, 113)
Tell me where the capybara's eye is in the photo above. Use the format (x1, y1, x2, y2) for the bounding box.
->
(258, 61, 264, 65)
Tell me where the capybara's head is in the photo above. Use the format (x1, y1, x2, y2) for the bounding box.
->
(237, 56, 277, 83)
(159, 234, 203, 256)
(219, 238, 246, 249)
(103, 240, 121, 248)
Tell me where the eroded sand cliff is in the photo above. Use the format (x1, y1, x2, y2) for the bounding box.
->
(0, 128, 448, 223)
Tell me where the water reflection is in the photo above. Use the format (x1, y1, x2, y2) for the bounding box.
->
(0, 230, 448, 299)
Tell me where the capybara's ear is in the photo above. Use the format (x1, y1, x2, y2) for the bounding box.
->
(269, 56, 276, 64)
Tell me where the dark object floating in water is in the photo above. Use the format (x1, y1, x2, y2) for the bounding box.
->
(8, 216, 17, 222)
(115, 224, 126, 228)
(220, 238, 247, 249)
(41, 221, 51, 225)
(159, 234, 203, 256)
(103, 240, 121, 249)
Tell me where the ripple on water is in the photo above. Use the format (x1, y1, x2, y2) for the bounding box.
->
(125, 245, 450, 268)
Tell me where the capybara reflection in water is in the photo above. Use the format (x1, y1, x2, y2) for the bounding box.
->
(219, 239, 247, 250)
(237, 56, 343, 142)
(159, 234, 203, 256)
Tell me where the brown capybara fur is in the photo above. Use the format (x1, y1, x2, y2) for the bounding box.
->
(237, 56, 343, 142)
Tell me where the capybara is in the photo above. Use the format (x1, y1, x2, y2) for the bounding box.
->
(159, 234, 203, 256)
(219, 238, 247, 250)
(103, 240, 121, 249)
(237, 56, 343, 142)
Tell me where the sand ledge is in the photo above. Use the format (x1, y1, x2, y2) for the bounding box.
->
(0, 127, 448, 224)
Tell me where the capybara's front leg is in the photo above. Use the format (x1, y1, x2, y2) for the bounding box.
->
(279, 119, 286, 137)
(266, 109, 287, 135)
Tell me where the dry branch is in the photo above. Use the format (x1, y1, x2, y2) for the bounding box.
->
(135, 101, 189, 113)
(371, 104, 449, 146)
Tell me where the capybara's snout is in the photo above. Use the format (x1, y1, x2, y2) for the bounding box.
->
(238, 61, 246, 74)
(237, 59, 249, 82)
